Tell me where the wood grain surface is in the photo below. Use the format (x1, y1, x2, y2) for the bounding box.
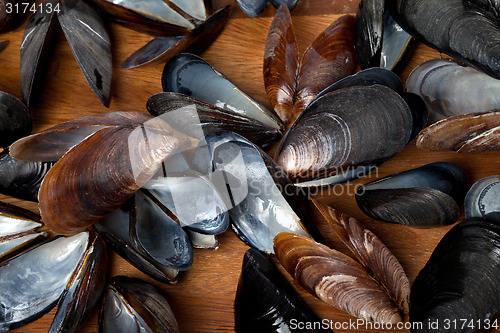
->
(1, 0, 499, 332)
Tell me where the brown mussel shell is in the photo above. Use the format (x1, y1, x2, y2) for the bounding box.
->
(313, 200, 410, 316)
(274, 232, 404, 324)
(10, 112, 179, 235)
(264, 6, 357, 124)
(416, 110, 500, 152)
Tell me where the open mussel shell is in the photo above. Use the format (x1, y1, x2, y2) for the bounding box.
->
(406, 59, 500, 122)
(464, 176, 500, 222)
(58, 0, 112, 107)
(0, 232, 90, 331)
(356, 162, 466, 227)
(410, 219, 500, 331)
(355, 0, 414, 72)
(0, 150, 53, 202)
(95, 190, 193, 283)
(416, 110, 500, 152)
(276, 85, 413, 181)
(0, 92, 31, 148)
(99, 276, 180, 333)
(264, 8, 357, 124)
(90, 0, 194, 36)
(192, 131, 313, 254)
(235, 248, 331, 332)
(122, 5, 230, 69)
(49, 236, 108, 333)
(20, 0, 59, 109)
(387, 0, 500, 79)
(146, 92, 281, 148)
(28, 113, 178, 235)
(143, 172, 229, 236)
(313, 200, 410, 316)
(163, 53, 283, 132)
(131, 190, 193, 270)
(0, 201, 46, 261)
(274, 233, 404, 323)
(270, 0, 299, 11)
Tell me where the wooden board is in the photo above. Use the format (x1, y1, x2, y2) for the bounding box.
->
(1, 0, 499, 332)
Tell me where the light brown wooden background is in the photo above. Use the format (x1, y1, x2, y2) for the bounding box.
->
(1, 0, 499, 332)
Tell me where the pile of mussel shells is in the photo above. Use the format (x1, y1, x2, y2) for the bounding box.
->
(6, 0, 500, 331)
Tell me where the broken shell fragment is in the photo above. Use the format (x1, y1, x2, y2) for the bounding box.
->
(356, 162, 466, 227)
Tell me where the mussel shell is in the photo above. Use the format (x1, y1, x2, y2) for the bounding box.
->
(356, 162, 466, 226)
(90, 0, 193, 36)
(313, 201, 410, 315)
(192, 131, 312, 254)
(121, 5, 231, 69)
(37, 114, 178, 235)
(20, 1, 59, 109)
(464, 0, 500, 23)
(162, 53, 282, 131)
(401, 92, 428, 142)
(0, 232, 89, 331)
(307, 67, 403, 108)
(49, 236, 108, 333)
(274, 233, 403, 323)
(187, 230, 219, 249)
(276, 85, 412, 180)
(0, 150, 53, 202)
(410, 219, 500, 331)
(263, 4, 298, 124)
(270, 0, 299, 11)
(235, 248, 331, 332)
(0, 92, 31, 148)
(415, 110, 500, 152)
(355, 0, 384, 69)
(406, 59, 500, 122)
(380, 11, 414, 73)
(99, 276, 180, 333)
(170, 0, 208, 22)
(131, 190, 193, 271)
(94, 200, 180, 284)
(58, 0, 113, 107)
(236, 0, 268, 17)
(387, 0, 500, 79)
(464, 175, 500, 221)
(0, 201, 44, 261)
(143, 172, 229, 236)
(146, 92, 281, 148)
